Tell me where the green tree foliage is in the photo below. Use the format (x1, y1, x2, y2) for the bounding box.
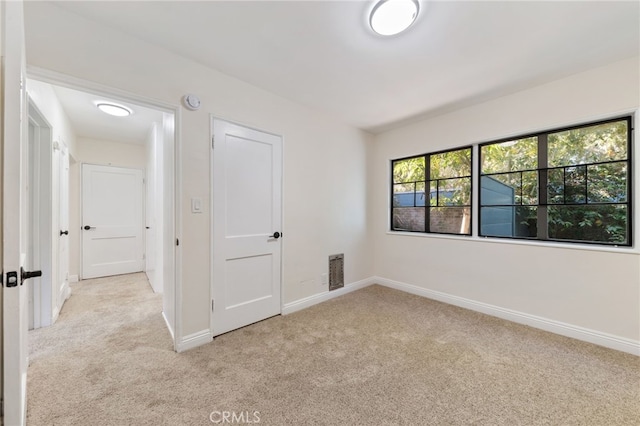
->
(481, 137, 537, 174)
(548, 121, 627, 167)
(393, 156, 424, 184)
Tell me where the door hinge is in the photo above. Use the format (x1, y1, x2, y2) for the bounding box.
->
(142, 253, 146, 260)
(211, 135, 215, 150)
(176, 238, 180, 246)
(212, 299, 215, 312)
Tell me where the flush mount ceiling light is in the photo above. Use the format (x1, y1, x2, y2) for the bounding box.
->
(370, 0, 420, 36)
(96, 102, 132, 117)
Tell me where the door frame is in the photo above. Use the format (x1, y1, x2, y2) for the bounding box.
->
(26, 66, 183, 351)
(209, 115, 284, 336)
(26, 97, 53, 330)
(55, 139, 71, 316)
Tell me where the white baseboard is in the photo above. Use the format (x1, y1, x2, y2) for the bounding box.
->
(374, 276, 640, 356)
(68, 275, 79, 283)
(63, 281, 71, 300)
(51, 282, 72, 325)
(175, 329, 212, 353)
(174, 278, 374, 352)
(52, 306, 60, 325)
(162, 311, 175, 343)
(282, 277, 375, 315)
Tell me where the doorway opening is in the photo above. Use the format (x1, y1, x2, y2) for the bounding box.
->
(25, 68, 179, 349)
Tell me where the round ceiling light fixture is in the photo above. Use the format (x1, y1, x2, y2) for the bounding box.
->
(96, 102, 132, 117)
(370, 0, 420, 36)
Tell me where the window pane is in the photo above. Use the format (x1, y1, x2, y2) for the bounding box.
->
(481, 137, 537, 174)
(415, 182, 426, 207)
(521, 171, 538, 205)
(392, 208, 425, 232)
(437, 177, 470, 206)
(588, 162, 627, 203)
(429, 181, 437, 206)
(430, 148, 471, 179)
(481, 175, 517, 206)
(547, 168, 564, 205)
(547, 166, 589, 205)
(548, 120, 628, 167)
(393, 183, 416, 207)
(430, 207, 470, 234)
(548, 204, 627, 244)
(481, 206, 537, 237)
(393, 157, 425, 184)
(565, 165, 587, 204)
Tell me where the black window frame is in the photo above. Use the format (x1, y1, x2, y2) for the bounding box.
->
(390, 146, 473, 236)
(478, 116, 633, 247)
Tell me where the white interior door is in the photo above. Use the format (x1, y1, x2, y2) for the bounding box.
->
(212, 119, 282, 336)
(81, 164, 144, 279)
(2, 1, 30, 424)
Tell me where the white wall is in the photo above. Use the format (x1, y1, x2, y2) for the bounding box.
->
(371, 57, 640, 346)
(24, 3, 374, 340)
(26, 80, 77, 155)
(75, 137, 146, 169)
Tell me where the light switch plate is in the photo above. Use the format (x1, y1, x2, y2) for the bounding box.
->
(191, 197, 203, 213)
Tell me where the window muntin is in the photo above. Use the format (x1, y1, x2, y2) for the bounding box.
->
(392, 147, 472, 235)
(479, 117, 631, 246)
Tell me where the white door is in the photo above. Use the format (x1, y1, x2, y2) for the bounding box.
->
(212, 119, 282, 336)
(81, 164, 144, 279)
(2, 1, 30, 424)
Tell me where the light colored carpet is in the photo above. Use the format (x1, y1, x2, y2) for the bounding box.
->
(27, 273, 639, 425)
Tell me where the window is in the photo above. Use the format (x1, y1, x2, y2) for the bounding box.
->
(391, 147, 472, 235)
(480, 117, 632, 246)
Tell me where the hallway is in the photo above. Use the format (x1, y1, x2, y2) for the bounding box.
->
(27, 273, 173, 424)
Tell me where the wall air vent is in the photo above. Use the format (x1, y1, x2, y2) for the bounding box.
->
(329, 254, 344, 291)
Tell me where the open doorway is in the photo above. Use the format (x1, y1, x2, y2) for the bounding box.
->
(25, 70, 178, 349)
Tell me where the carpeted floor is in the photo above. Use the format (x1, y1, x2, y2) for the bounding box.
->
(27, 273, 639, 425)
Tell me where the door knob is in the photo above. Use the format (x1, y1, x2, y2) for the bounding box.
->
(83, 225, 94, 230)
(21, 267, 42, 284)
(60, 230, 69, 236)
(270, 231, 281, 239)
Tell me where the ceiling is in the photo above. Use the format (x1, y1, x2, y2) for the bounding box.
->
(47, 1, 639, 134)
(52, 85, 164, 145)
